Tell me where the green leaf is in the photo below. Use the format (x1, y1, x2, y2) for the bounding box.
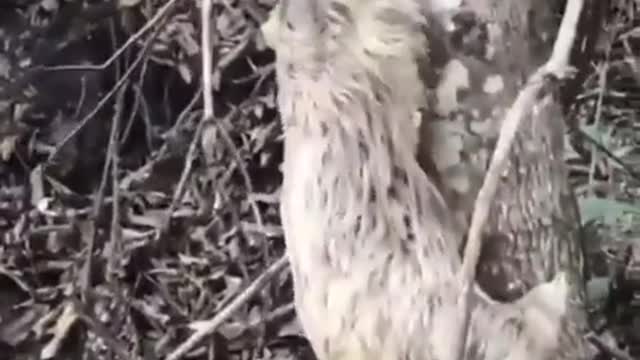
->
(581, 124, 611, 148)
(578, 197, 640, 225)
(586, 277, 610, 305)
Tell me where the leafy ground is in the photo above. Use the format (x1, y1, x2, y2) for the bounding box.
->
(0, 0, 639, 359)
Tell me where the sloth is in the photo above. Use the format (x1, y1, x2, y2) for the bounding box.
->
(262, 1, 591, 359)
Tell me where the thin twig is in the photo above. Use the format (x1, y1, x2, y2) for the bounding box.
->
(43, 0, 179, 72)
(81, 81, 129, 297)
(586, 332, 633, 360)
(163, 114, 207, 231)
(588, 62, 608, 197)
(453, 0, 586, 358)
(573, 127, 640, 181)
(202, 0, 215, 120)
(48, 15, 169, 162)
(201, 0, 266, 235)
(73, 299, 143, 360)
(165, 256, 289, 360)
(106, 82, 126, 282)
(162, 0, 217, 232)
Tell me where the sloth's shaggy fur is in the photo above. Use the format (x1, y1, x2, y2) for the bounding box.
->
(265, 1, 587, 359)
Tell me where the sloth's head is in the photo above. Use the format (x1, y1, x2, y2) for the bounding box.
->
(261, 0, 430, 153)
(260, 0, 428, 72)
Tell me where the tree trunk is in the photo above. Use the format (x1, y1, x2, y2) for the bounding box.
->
(418, 0, 600, 314)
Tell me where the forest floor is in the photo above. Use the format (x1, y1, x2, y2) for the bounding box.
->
(0, 1, 639, 359)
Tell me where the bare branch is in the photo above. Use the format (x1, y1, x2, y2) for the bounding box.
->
(166, 256, 289, 360)
(201, 0, 214, 120)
